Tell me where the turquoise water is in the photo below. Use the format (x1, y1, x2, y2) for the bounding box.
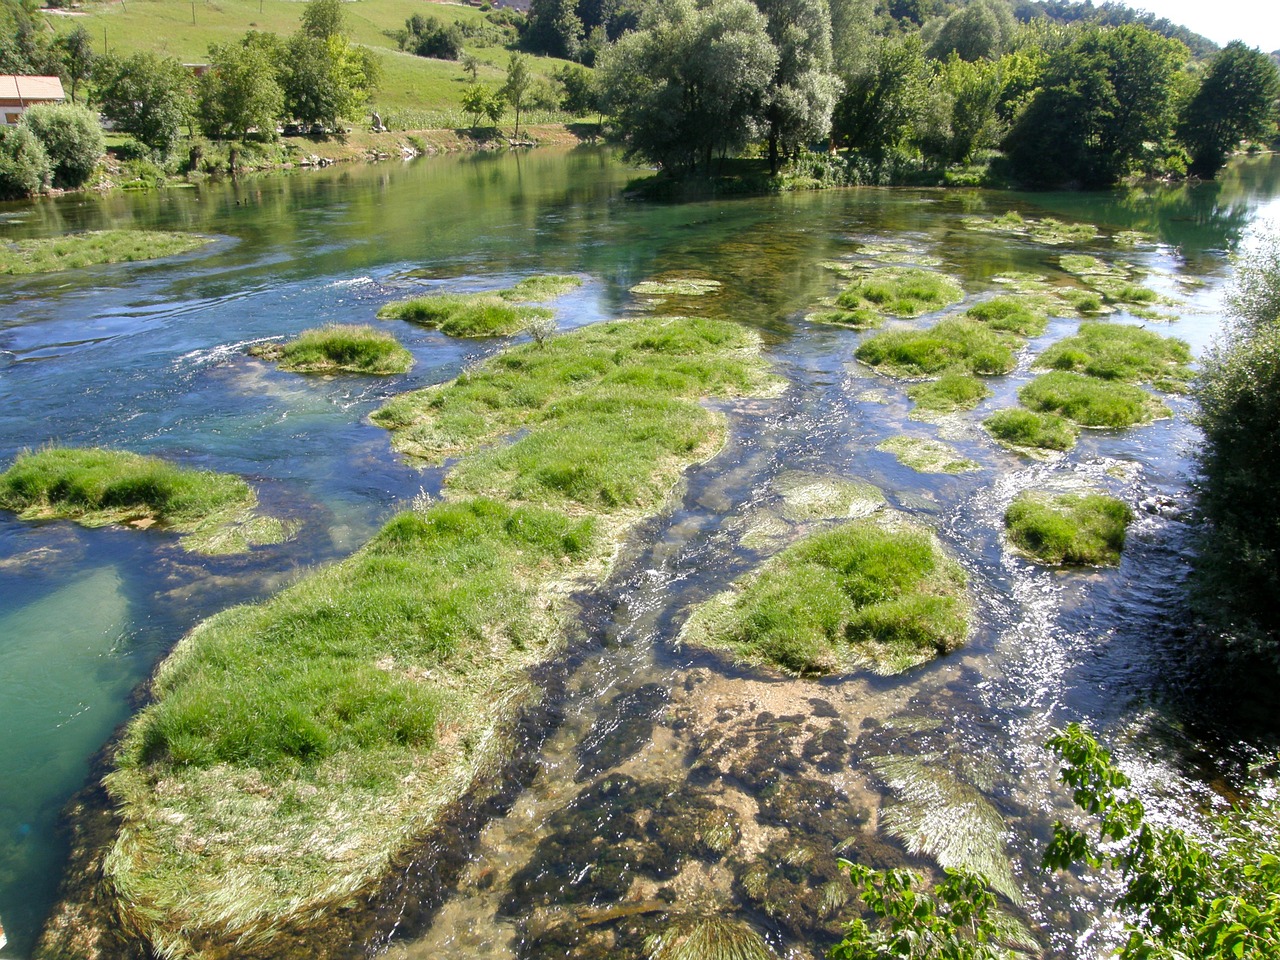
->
(2, 148, 1279, 956)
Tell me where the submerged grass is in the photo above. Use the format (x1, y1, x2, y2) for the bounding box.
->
(1019, 371, 1168, 428)
(249, 324, 413, 374)
(1034, 322, 1192, 392)
(680, 517, 969, 676)
(855, 319, 1016, 377)
(807, 307, 884, 329)
(983, 408, 1077, 452)
(876, 436, 980, 474)
(906, 373, 991, 416)
(0, 230, 211, 275)
(0, 446, 278, 553)
(1004, 491, 1133, 565)
(645, 916, 778, 960)
(836, 267, 964, 319)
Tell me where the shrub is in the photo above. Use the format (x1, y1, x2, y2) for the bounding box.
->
(0, 124, 51, 198)
(20, 102, 104, 188)
(1004, 490, 1133, 565)
(1019, 371, 1166, 427)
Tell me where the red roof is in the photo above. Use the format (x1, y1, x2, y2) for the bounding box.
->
(0, 76, 67, 102)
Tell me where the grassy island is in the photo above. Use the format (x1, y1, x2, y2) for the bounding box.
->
(906, 373, 992, 416)
(1019, 371, 1169, 428)
(983, 408, 1078, 453)
(1033, 322, 1192, 392)
(376, 274, 581, 338)
(836, 267, 964, 320)
(0, 446, 282, 554)
(855, 319, 1017, 378)
(249, 325, 413, 374)
(680, 516, 969, 676)
(0, 230, 211, 275)
(965, 295, 1052, 337)
(1004, 491, 1133, 565)
(41, 317, 782, 960)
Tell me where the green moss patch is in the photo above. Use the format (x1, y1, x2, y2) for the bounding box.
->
(855, 319, 1017, 377)
(906, 373, 992, 417)
(377, 293, 553, 338)
(680, 518, 969, 676)
(1019, 371, 1168, 428)
(836, 267, 964, 319)
(807, 306, 884, 329)
(0, 230, 212, 275)
(629, 277, 722, 297)
(965, 295, 1051, 337)
(876, 435, 980, 474)
(0, 446, 280, 553)
(983, 408, 1078, 452)
(249, 324, 413, 375)
(1059, 254, 1130, 278)
(503, 274, 583, 301)
(960, 213, 1098, 245)
(373, 317, 782, 515)
(1034, 322, 1192, 392)
(1004, 490, 1133, 565)
(775, 472, 885, 521)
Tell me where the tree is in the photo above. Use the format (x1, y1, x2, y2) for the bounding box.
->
(94, 52, 193, 154)
(554, 64, 597, 115)
(461, 82, 502, 130)
(53, 25, 94, 104)
(1178, 42, 1280, 179)
(462, 53, 481, 81)
(198, 34, 285, 140)
(1004, 24, 1187, 187)
(0, 124, 51, 199)
(832, 33, 927, 162)
(926, 0, 1016, 62)
(402, 15, 464, 60)
(936, 54, 1002, 163)
(282, 32, 380, 129)
(501, 52, 532, 141)
(19, 101, 103, 187)
(597, 0, 777, 175)
(753, 0, 842, 172)
(525, 0, 585, 61)
(300, 0, 345, 41)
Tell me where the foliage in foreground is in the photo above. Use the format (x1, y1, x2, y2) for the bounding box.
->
(0, 230, 211, 275)
(1004, 491, 1133, 565)
(19, 102, 104, 189)
(681, 517, 969, 676)
(250, 324, 413, 374)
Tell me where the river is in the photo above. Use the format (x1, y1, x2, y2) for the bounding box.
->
(1, 148, 1278, 958)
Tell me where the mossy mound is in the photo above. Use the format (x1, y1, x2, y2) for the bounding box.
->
(373, 317, 783, 516)
(964, 295, 1051, 337)
(0, 446, 278, 554)
(906, 373, 992, 417)
(1034, 322, 1192, 392)
(983, 408, 1077, 453)
(876, 436, 980, 474)
(249, 324, 413, 374)
(836, 267, 964, 319)
(1004, 490, 1133, 565)
(855, 319, 1017, 377)
(377, 292, 553, 337)
(1019, 371, 1169, 428)
(680, 518, 969, 676)
(0, 229, 211, 275)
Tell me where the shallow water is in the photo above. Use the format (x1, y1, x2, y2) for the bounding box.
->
(2, 149, 1279, 957)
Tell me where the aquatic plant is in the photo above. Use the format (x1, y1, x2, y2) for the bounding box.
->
(807, 307, 884, 329)
(0, 446, 279, 553)
(774, 472, 885, 521)
(680, 517, 969, 676)
(645, 916, 778, 960)
(503, 274, 582, 301)
(377, 292, 553, 337)
(1004, 490, 1133, 565)
(1019, 372, 1168, 428)
(0, 229, 211, 275)
(630, 277, 722, 297)
(906, 373, 992, 416)
(964, 296, 1050, 337)
(960, 213, 1098, 245)
(836, 268, 964, 319)
(249, 324, 413, 374)
(983, 408, 1078, 452)
(1034, 322, 1192, 392)
(1059, 253, 1129, 278)
(876, 436, 980, 474)
(855, 320, 1016, 377)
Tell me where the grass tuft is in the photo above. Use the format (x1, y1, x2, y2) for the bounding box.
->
(855, 319, 1016, 377)
(964, 295, 1050, 337)
(876, 436, 979, 474)
(1018, 371, 1168, 428)
(377, 293, 553, 338)
(249, 324, 413, 374)
(501, 274, 583, 302)
(645, 916, 778, 960)
(837, 267, 964, 319)
(680, 518, 968, 676)
(906, 373, 992, 416)
(1004, 490, 1133, 565)
(0, 230, 211, 275)
(1034, 322, 1192, 392)
(983, 408, 1077, 452)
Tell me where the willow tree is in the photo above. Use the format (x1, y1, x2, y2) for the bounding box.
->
(753, 0, 841, 172)
(597, 0, 777, 175)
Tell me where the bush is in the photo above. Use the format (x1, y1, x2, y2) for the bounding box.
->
(0, 124, 51, 198)
(20, 102, 104, 188)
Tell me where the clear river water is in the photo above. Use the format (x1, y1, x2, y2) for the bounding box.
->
(2, 148, 1279, 959)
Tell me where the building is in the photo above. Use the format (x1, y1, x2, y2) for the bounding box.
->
(0, 75, 67, 126)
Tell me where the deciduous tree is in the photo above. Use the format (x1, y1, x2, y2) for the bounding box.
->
(94, 52, 193, 154)
(1178, 41, 1280, 179)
